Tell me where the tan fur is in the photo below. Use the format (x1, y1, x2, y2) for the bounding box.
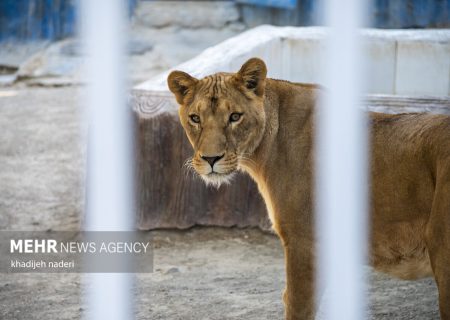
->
(168, 58, 450, 320)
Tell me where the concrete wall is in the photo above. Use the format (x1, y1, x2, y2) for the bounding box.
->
(136, 26, 450, 100)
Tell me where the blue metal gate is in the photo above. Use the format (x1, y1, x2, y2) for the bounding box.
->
(236, 0, 297, 9)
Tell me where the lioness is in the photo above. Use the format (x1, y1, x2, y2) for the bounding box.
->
(167, 58, 450, 320)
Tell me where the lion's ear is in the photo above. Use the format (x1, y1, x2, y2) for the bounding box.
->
(236, 58, 267, 97)
(167, 71, 198, 105)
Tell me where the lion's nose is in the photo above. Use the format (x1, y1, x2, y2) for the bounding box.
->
(201, 154, 224, 168)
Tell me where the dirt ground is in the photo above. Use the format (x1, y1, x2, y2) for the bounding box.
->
(0, 86, 441, 319)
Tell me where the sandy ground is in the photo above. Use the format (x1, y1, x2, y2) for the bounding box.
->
(0, 86, 441, 319)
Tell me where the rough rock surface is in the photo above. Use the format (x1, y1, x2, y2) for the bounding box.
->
(134, 1, 240, 29)
(17, 39, 84, 82)
(10, 25, 245, 86)
(0, 41, 50, 68)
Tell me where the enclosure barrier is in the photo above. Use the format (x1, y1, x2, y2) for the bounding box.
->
(315, 0, 367, 318)
(81, 0, 134, 320)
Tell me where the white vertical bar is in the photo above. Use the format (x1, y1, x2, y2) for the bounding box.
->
(316, 0, 368, 320)
(80, 0, 134, 320)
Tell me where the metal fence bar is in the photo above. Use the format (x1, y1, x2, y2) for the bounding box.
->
(316, 0, 368, 319)
(80, 0, 134, 319)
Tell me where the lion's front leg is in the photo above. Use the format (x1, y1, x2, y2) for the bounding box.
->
(281, 236, 315, 320)
(425, 178, 450, 320)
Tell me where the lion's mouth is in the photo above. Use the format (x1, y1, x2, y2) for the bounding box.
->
(201, 171, 236, 188)
(208, 171, 227, 176)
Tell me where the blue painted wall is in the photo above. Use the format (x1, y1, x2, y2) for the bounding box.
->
(0, 0, 448, 42)
(239, 0, 449, 28)
(0, 0, 77, 41)
(0, 0, 137, 42)
(372, 0, 449, 28)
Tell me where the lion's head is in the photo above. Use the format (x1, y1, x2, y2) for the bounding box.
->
(167, 58, 267, 187)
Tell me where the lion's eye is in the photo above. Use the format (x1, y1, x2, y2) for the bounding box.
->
(229, 113, 242, 123)
(189, 114, 200, 124)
